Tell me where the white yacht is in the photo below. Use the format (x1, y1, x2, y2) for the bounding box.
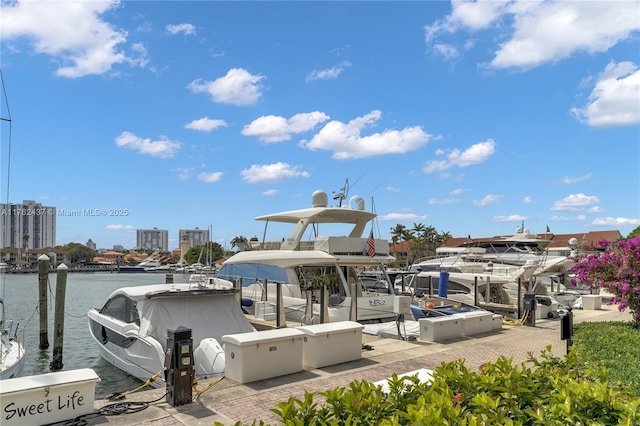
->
(410, 226, 574, 277)
(217, 188, 399, 325)
(87, 278, 255, 388)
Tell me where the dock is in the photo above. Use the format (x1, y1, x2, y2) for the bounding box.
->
(78, 304, 631, 426)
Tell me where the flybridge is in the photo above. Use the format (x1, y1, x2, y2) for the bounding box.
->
(256, 190, 377, 251)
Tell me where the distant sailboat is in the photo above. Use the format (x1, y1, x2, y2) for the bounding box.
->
(0, 69, 26, 379)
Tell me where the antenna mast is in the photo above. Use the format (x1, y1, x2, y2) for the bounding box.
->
(332, 178, 349, 207)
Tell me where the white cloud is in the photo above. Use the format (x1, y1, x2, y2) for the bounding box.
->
(242, 111, 330, 143)
(377, 213, 429, 222)
(571, 61, 640, 127)
(387, 186, 401, 193)
(185, 117, 228, 133)
(175, 167, 193, 181)
(197, 172, 223, 183)
(422, 139, 496, 173)
(591, 217, 640, 226)
(262, 189, 279, 196)
(166, 23, 196, 36)
(306, 61, 352, 81)
(550, 193, 600, 212)
(240, 162, 310, 184)
(472, 194, 503, 207)
(428, 198, 461, 205)
(551, 214, 587, 222)
(523, 196, 533, 203)
(433, 43, 459, 60)
(561, 172, 593, 184)
(492, 215, 527, 222)
(187, 68, 265, 106)
(451, 188, 465, 196)
(300, 110, 431, 159)
(0, 0, 148, 78)
(105, 224, 135, 231)
(115, 131, 181, 158)
(425, 1, 640, 70)
(425, 0, 507, 43)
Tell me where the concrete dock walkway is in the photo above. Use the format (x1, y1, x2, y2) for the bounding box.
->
(85, 304, 633, 426)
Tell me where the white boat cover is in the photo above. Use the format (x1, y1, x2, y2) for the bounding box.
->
(137, 292, 255, 350)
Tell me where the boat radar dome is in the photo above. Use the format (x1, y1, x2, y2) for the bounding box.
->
(311, 190, 328, 208)
(349, 195, 365, 211)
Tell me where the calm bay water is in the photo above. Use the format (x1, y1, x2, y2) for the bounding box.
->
(1, 271, 190, 399)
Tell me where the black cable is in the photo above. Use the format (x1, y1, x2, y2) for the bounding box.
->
(45, 392, 168, 425)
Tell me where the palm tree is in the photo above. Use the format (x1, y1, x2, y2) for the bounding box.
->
(390, 224, 407, 244)
(230, 236, 248, 251)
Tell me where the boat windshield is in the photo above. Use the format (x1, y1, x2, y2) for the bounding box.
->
(218, 263, 288, 287)
(100, 295, 140, 325)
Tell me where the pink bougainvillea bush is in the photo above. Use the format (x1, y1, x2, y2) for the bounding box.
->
(570, 236, 640, 324)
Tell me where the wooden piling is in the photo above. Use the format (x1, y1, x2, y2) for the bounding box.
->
(38, 254, 50, 349)
(50, 263, 68, 370)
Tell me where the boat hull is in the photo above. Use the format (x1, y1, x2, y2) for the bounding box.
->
(0, 337, 26, 380)
(88, 310, 165, 388)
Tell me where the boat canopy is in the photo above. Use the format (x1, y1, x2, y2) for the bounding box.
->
(105, 283, 255, 351)
(256, 206, 376, 225)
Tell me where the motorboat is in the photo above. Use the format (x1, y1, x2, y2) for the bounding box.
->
(217, 187, 399, 325)
(0, 319, 25, 380)
(406, 267, 560, 319)
(1, 261, 26, 380)
(87, 277, 256, 388)
(409, 226, 574, 277)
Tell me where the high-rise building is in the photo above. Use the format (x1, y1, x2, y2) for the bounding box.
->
(178, 228, 210, 248)
(136, 228, 168, 251)
(86, 239, 97, 250)
(0, 200, 56, 249)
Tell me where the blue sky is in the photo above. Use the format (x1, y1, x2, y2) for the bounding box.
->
(1, 0, 639, 251)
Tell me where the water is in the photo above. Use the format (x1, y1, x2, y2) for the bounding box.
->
(1, 271, 191, 399)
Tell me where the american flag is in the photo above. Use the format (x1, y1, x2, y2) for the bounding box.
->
(364, 229, 376, 257)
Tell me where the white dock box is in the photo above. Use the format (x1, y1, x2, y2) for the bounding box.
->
(418, 315, 462, 342)
(296, 321, 364, 368)
(581, 295, 602, 310)
(459, 311, 494, 335)
(492, 314, 503, 330)
(222, 328, 304, 384)
(0, 368, 100, 426)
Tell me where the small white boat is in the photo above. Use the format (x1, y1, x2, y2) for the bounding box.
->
(0, 320, 26, 380)
(87, 278, 256, 387)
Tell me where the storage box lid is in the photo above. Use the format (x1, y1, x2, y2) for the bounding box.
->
(296, 320, 363, 336)
(0, 368, 101, 395)
(456, 310, 494, 319)
(418, 314, 463, 324)
(222, 328, 304, 346)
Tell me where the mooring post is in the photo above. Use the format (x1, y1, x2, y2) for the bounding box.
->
(50, 263, 68, 370)
(37, 254, 50, 349)
(474, 276, 479, 307)
(517, 278, 522, 320)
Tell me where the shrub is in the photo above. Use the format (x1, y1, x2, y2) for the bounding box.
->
(221, 347, 640, 425)
(570, 236, 640, 324)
